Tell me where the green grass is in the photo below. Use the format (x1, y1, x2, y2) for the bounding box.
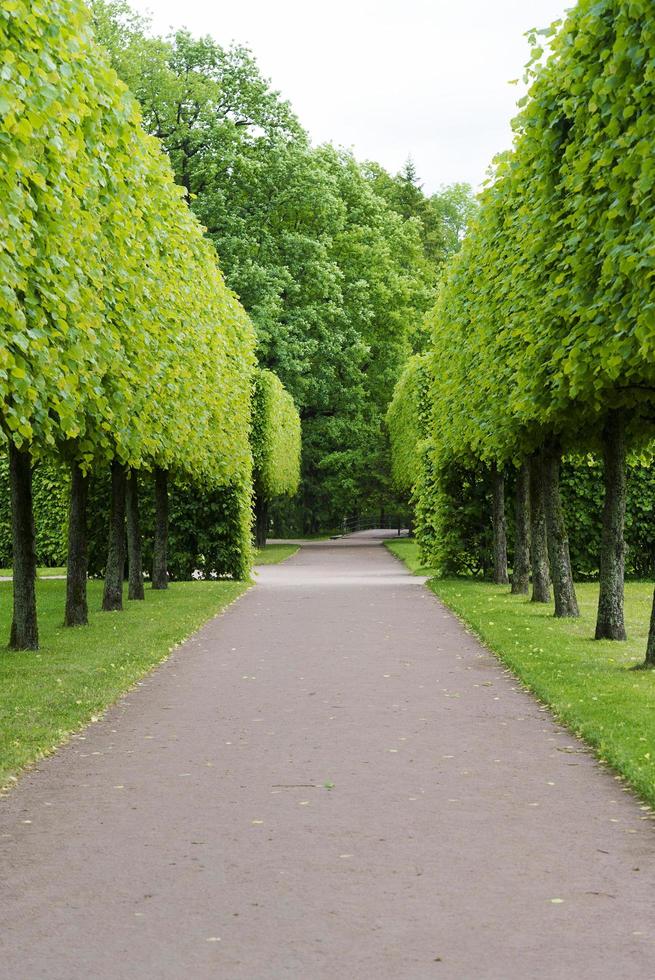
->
(0, 566, 67, 579)
(0, 578, 247, 790)
(385, 538, 439, 576)
(386, 539, 655, 808)
(253, 543, 299, 564)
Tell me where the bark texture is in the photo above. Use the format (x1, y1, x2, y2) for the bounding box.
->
(126, 471, 145, 601)
(255, 493, 269, 550)
(645, 590, 655, 667)
(152, 467, 169, 590)
(8, 442, 38, 650)
(595, 411, 627, 640)
(542, 443, 579, 618)
(511, 461, 531, 595)
(491, 464, 509, 585)
(102, 460, 127, 612)
(529, 453, 551, 604)
(64, 462, 89, 627)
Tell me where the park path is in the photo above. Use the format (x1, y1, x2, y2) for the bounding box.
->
(1, 532, 655, 979)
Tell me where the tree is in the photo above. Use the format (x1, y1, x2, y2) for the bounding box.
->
(251, 370, 301, 548)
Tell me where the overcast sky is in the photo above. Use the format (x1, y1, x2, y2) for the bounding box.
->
(126, 0, 571, 194)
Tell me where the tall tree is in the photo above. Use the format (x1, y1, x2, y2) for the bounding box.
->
(91, 2, 447, 531)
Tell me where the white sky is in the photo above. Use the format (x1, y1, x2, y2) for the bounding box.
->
(126, 0, 571, 194)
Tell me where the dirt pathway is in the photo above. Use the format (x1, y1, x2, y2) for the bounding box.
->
(1, 532, 654, 979)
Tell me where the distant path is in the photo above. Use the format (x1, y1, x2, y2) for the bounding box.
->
(1, 531, 654, 978)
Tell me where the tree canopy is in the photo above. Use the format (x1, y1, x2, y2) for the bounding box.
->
(386, 354, 432, 496)
(89, 0, 474, 530)
(2, 0, 255, 487)
(425, 0, 655, 474)
(251, 369, 301, 502)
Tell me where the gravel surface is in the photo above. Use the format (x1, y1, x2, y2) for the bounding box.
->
(1, 531, 654, 979)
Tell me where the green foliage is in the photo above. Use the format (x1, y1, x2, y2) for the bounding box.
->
(90, 4, 474, 532)
(251, 370, 301, 501)
(414, 447, 655, 582)
(413, 0, 655, 582)
(155, 479, 252, 582)
(0, 456, 68, 567)
(0, 0, 255, 475)
(415, 450, 495, 577)
(562, 457, 655, 580)
(386, 354, 431, 494)
(1, 0, 256, 580)
(413, 440, 441, 564)
(369, 163, 477, 275)
(85, 470, 252, 581)
(425, 0, 655, 470)
(30, 461, 69, 567)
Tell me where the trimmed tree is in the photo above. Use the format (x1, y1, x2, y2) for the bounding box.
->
(251, 369, 301, 549)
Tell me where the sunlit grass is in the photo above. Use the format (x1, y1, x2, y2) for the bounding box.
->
(253, 543, 299, 564)
(385, 537, 439, 576)
(0, 566, 67, 578)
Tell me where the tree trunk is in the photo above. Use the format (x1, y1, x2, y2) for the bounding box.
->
(102, 460, 127, 612)
(529, 452, 551, 603)
(644, 590, 655, 667)
(152, 466, 169, 590)
(511, 461, 531, 595)
(64, 462, 89, 627)
(255, 493, 269, 550)
(542, 443, 579, 618)
(8, 442, 38, 650)
(126, 470, 145, 601)
(595, 411, 627, 640)
(491, 463, 509, 585)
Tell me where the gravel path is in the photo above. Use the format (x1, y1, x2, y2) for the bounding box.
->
(1, 531, 654, 979)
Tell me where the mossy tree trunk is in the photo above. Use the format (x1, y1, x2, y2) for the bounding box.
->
(542, 442, 579, 618)
(126, 470, 145, 601)
(595, 410, 627, 640)
(102, 460, 127, 612)
(8, 442, 38, 650)
(511, 461, 531, 595)
(255, 492, 269, 550)
(152, 466, 169, 590)
(491, 463, 509, 585)
(529, 451, 551, 604)
(64, 461, 89, 627)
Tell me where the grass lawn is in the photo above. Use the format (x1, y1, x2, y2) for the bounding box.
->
(0, 578, 247, 790)
(0, 566, 67, 578)
(386, 538, 655, 809)
(385, 538, 439, 575)
(254, 542, 299, 564)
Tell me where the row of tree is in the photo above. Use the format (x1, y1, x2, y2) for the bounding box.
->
(1, 0, 300, 649)
(89, 1, 476, 533)
(389, 0, 655, 664)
